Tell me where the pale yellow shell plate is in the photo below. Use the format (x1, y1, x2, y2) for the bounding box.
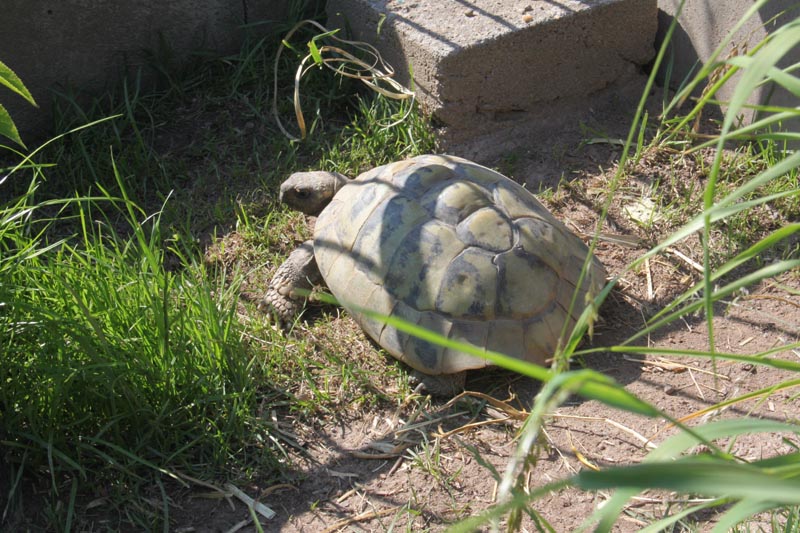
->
(314, 155, 605, 374)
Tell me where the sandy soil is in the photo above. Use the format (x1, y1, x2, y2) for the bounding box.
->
(169, 266, 799, 532)
(4, 87, 796, 532)
(167, 139, 800, 532)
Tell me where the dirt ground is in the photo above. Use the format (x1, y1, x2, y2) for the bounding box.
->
(165, 134, 800, 531)
(4, 85, 797, 532)
(169, 258, 799, 532)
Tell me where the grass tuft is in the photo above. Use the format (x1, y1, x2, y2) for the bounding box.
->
(2, 1, 798, 531)
(1, 6, 435, 528)
(1, 159, 280, 512)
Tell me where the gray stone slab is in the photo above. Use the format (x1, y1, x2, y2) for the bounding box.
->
(328, 0, 657, 154)
(1, 0, 286, 142)
(657, 0, 800, 128)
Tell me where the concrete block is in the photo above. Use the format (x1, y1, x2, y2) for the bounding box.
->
(0, 0, 286, 142)
(657, 0, 800, 126)
(327, 0, 657, 154)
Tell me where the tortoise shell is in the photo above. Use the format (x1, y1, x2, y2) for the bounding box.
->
(313, 154, 605, 374)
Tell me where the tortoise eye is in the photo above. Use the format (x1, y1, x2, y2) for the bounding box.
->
(293, 188, 310, 199)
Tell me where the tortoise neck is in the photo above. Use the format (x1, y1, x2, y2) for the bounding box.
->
(329, 172, 348, 196)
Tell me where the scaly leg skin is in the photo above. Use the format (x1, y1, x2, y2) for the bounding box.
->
(411, 370, 467, 397)
(260, 240, 323, 327)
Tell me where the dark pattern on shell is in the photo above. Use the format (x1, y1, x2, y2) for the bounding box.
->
(434, 247, 497, 319)
(311, 154, 605, 372)
(408, 336, 440, 369)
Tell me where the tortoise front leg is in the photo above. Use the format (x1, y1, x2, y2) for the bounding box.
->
(260, 240, 323, 326)
(411, 370, 467, 397)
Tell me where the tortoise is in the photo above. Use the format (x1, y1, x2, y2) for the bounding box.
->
(262, 154, 606, 395)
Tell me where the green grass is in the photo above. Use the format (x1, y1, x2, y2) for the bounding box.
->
(2, 0, 799, 530)
(0, 5, 434, 529)
(448, 1, 800, 531)
(1, 158, 280, 528)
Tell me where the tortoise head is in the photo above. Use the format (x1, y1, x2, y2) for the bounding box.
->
(279, 171, 349, 216)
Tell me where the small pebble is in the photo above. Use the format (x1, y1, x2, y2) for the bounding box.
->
(522, 14, 533, 23)
(465, 9, 475, 17)
(522, 4, 533, 12)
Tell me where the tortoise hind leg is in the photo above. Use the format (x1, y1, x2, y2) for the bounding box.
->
(260, 240, 323, 326)
(411, 370, 467, 397)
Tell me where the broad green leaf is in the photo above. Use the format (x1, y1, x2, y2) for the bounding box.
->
(711, 499, 781, 533)
(651, 419, 800, 462)
(577, 460, 800, 504)
(306, 28, 340, 65)
(353, 302, 660, 416)
(0, 58, 37, 106)
(754, 451, 800, 469)
(605, 344, 800, 373)
(722, 19, 800, 135)
(569, 374, 659, 416)
(646, 224, 800, 325)
(307, 39, 323, 65)
(727, 55, 800, 97)
(591, 420, 800, 530)
(0, 102, 25, 148)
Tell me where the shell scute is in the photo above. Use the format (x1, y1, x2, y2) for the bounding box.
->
(523, 310, 562, 359)
(348, 194, 429, 284)
(442, 320, 491, 373)
(456, 206, 514, 252)
(316, 175, 392, 253)
(401, 311, 453, 372)
(420, 180, 488, 225)
(495, 248, 559, 319)
(385, 221, 466, 312)
(492, 178, 558, 223)
(486, 320, 527, 361)
(389, 162, 455, 199)
(515, 217, 575, 285)
(357, 282, 396, 342)
(435, 247, 498, 319)
(378, 300, 420, 362)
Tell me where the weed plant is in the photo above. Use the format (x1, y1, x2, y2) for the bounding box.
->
(0, 5, 433, 530)
(2, 0, 798, 530)
(446, 1, 800, 531)
(2, 163, 273, 524)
